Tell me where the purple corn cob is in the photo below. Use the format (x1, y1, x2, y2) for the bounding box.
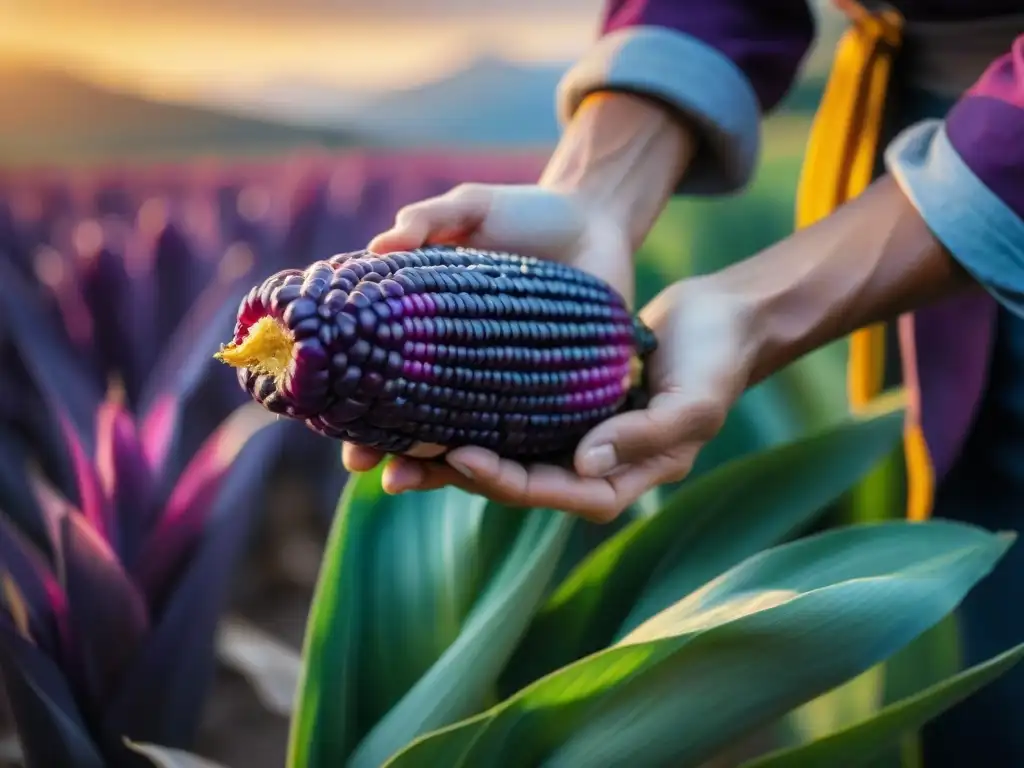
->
(215, 246, 657, 461)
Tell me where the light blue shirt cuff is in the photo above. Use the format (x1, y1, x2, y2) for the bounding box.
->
(556, 26, 762, 196)
(886, 119, 1024, 320)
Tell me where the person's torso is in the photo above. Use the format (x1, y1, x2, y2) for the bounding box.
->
(883, 57, 1024, 525)
(886, 0, 1023, 22)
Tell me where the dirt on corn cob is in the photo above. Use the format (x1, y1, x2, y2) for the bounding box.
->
(214, 246, 657, 462)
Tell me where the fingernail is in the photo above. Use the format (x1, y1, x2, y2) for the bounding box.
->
(448, 458, 475, 480)
(580, 444, 618, 477)
(384, 461, 423, 494)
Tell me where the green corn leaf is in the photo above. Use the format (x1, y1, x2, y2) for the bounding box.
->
(348, 507, 573, 768)
(880, 613, 962, 766)
(288, 465, 547, 768)
(125, 740, 228, 767)
(384, 520, 1011, 768)
(548, 514, 635, 592)
(781, 612, 963, 768)
(618, 409, 905, 639)
(782, 666, 885, 751)
(359, 483, 495, 726)
(743, 641, 1024, 767)
(287, 467, 382, 768)
(501, 409, 904, 693)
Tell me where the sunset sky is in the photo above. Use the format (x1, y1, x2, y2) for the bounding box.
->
(1, 0, 839, 108)
(1, 1, 604, 99)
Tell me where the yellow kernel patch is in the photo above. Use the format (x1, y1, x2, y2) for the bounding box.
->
(214, 315, 295, 379)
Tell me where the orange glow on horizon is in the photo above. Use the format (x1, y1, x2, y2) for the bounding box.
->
(0, 5, 600, 103)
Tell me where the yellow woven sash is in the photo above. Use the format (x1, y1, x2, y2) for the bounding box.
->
(795, 0, 934, 521)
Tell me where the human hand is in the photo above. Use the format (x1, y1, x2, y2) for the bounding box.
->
(343, 91, 701, 510)
(357, 276, 758, 523)
(343, 181, 637, 479)
(367, 182, 635, 298)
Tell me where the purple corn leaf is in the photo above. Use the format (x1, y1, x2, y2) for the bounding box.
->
(132, 403, 280, 606)
(118, 233, 160, 402)
(136, 242, 256, 423)
(60, 512, 150, 710)
(95, 396, 156, 561)
(78, 244, 144, 407)
(0, 514, 64, 654)
(153, 221, 215, 357)
(28, 469, 74, 568)
(0, 395, 282, 766)
(0, 255, 103, 453)
(106, 413, 284, 749)
(0, 198, 46, 279)
(278, 174, 328, 267)
(0, 350, 79, 508)
(0, 428, 50, 547)
(58, 411, 113, 543)
(138, 394, 181, 480)
(0, 634, 105, 768)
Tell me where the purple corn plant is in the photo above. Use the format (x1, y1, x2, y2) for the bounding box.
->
(0, 384, 284, 768)
(0, 152, 547, 764)
(0, 187, 286, 764)
(0, 151, 546, 519)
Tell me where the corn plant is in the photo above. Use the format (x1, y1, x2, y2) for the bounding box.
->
(0, 383, 283, 767)
(0, 154, 547, 520)
(130, 406, 1024, 768)
(0, 223, 285, 765)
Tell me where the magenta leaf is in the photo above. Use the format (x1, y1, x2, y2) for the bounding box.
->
(139, 394, 181, 482)
(105, 417, 283, 749)
(57, 412, 113, 543)
(132, 403, 281, 606)
(0, 631, 105, 768)
(95, 398, 156, 562)
(60, 513, 149, 710)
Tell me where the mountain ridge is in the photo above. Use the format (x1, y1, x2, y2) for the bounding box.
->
(0, 60, 361, 166)
(215, 52, 829, 147)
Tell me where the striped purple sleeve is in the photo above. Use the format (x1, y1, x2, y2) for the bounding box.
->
(556, 0, 815, 195)
(885, 35, 1024, 317)
(946, 36, 1024, 220)
(600, 0, 816, 112)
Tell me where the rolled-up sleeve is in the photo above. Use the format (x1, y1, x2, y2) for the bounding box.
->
(556, 0, 816, 195)
(885, 36, 1024, 317)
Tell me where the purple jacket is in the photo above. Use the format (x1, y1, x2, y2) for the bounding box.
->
(556, 0, 1024, 480)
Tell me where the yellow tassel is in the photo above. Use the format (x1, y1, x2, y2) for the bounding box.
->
(795, 2, 934, 521)
(904, 422, 935, 521)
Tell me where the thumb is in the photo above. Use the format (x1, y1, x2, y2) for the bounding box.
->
(574, 392, 726, 477)
(367, 185, 491, 253)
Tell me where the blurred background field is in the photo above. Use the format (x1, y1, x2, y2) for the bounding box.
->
(0, 1, 853, 765)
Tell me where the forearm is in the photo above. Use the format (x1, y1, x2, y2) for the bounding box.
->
(717, 174, 974, 385)
(540, 92, 699, 251)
